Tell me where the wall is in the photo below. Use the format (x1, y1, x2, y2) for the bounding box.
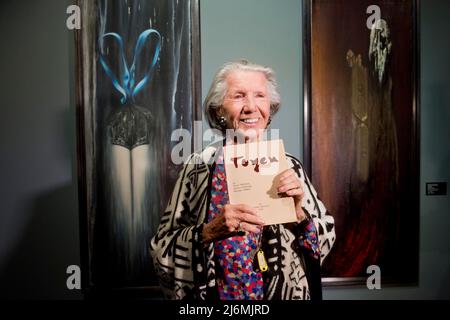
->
(0, 0, 81, 299)
(201, 0, 303, 159)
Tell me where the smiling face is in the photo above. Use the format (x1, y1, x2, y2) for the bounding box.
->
(219, 70, 271, 141)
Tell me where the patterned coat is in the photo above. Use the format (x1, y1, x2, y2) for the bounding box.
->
(149, 141, 336, 300)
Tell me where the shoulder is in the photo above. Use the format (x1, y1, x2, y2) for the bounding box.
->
(193, 139, 224, 165)
(173, 149, 213, 190)
(181, 139, 223, 170)
(285, 153, 307, 180)
(285, 152, 304, 168)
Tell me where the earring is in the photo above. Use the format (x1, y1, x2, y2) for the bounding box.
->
(218, 116, 227, 127)
(267, 116, 272, 127)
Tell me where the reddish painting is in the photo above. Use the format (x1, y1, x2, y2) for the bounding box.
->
(303, 0, 419, 284)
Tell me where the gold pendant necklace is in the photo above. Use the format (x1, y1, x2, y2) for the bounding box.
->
(254, 249, 268, 272)
(253, 231, 268, 273)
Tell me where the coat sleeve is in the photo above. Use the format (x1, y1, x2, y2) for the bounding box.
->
(149, 153, 213, 299)
(286, 154, 336, 264)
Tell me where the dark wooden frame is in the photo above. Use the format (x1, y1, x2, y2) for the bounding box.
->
(74, 0, 202, 298)
(303, 0, 420, 286)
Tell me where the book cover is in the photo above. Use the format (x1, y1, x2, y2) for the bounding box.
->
(223, 139, 297, 225)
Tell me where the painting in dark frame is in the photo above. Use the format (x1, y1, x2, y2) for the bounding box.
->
(75, 0, 201, 296)
(303, 0, 419, 285)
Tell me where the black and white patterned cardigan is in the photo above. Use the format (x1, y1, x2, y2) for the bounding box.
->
(149, 141, 336, 300)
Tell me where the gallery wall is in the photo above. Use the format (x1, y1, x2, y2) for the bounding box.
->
(0, 0, 81, 299)
(0, 0, 448, 299)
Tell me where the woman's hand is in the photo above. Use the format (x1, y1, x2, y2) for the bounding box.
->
(278, 169, 307, 223)
(202, 204, 265, 244)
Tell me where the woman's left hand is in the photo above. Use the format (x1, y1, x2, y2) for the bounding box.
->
(277, 168, 307, 223)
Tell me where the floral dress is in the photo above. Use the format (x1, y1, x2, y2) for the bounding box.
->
(207, 156, 264, 300)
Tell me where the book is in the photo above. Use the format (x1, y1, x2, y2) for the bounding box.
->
(223, 139, 298, 225)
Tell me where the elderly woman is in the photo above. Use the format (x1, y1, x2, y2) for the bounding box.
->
(150, 60, 335, 300)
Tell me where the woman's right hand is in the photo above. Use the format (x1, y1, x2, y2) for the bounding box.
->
(202, 204, 265, 244)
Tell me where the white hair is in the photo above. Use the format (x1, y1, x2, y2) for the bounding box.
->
(204, 59, 281, 131)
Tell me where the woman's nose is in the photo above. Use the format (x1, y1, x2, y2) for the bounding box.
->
(242, 96, 257, 113)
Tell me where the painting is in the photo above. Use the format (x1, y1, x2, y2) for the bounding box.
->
(303, 0, 419, 285)
(75, 0, 201, 295)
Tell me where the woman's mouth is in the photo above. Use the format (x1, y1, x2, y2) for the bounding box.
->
(240, 118, 259, 125)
